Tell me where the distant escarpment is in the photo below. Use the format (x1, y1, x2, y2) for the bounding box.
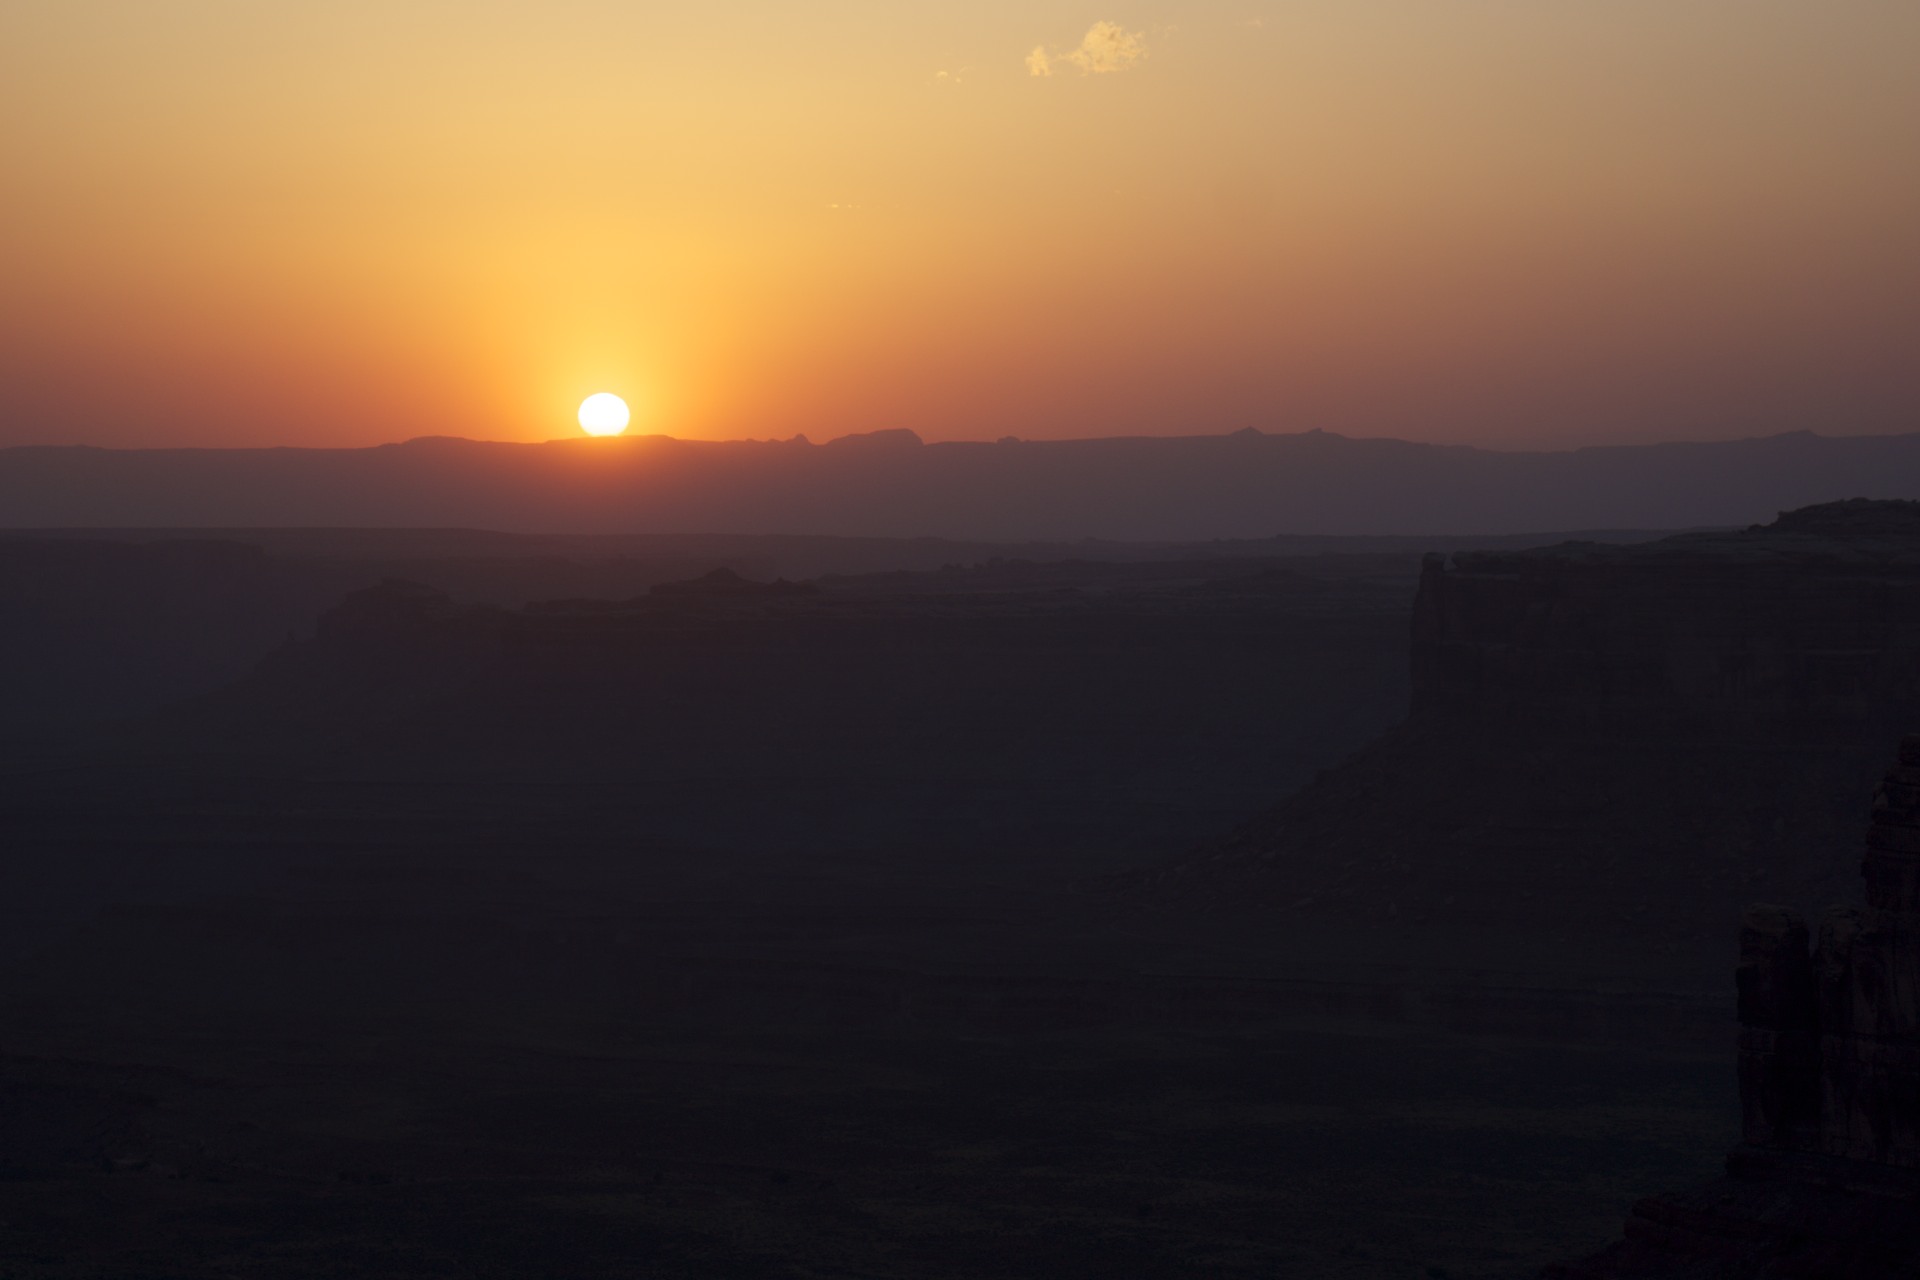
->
(7, 427, 1920, 539)
(1159, 502, 1920, 986)
(1413, 497, 1920, 736)
(1545, 740, 1920, 1278)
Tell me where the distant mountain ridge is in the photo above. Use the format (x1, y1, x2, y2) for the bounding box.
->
(5, 428, 1920, 538)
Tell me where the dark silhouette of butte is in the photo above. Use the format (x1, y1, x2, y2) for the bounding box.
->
(1547, 735, 1920, 1277)
(1158, 498, 1920, 991)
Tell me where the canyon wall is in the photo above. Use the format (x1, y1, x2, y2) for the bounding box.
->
(1166, 504, 1920, 980)
(1411, 508, 1920, 737)
(1740, 735, 1920, 1166)
(1547, 738, 1920, 1278)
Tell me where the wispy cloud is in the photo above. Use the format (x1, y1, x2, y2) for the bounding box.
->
(1028, 21, 1148, 78)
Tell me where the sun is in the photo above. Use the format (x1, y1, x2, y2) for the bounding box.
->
(578, 392, 631, 437)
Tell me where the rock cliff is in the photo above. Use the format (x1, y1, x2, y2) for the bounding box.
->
(1157, 502, 1920, 987)
(1411, 505, 1920, 737)
(1741, 735, 1920, 1167)
(1545, 739, 1920, 1277)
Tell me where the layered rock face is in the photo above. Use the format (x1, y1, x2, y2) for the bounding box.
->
(1547, 740, 1920, 1278)
(1412, 510, 1920, 738)
(1741, 736, 1920, 1166)
(1161, 504, 1920, 983)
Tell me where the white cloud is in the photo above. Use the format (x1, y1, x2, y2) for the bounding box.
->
(1027, 22, 1147, 77)
(1065, 21, 1147, 74)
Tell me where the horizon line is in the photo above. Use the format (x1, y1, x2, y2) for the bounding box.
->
(0, 424, 1887, 457)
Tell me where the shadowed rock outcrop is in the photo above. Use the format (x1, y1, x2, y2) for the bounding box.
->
(1545, 739, 1920, 1278)
(1745, 734, 1920, 1168)
(1157, 501, 1920, 987)
(1411, 504, 1920, 735)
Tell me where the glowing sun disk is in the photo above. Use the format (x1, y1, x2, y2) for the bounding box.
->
(578, 392, 630, 436)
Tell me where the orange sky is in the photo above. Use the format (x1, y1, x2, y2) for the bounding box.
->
(3, 2, 1916, 449)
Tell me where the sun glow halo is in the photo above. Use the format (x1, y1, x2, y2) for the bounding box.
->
(577, 393, 631, 437)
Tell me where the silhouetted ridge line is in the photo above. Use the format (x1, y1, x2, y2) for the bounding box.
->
(5, 429, 1920, 538)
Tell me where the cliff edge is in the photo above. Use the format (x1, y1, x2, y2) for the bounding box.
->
(1546, 738, 1920, 1277)
(1152, 501, 1920, 987)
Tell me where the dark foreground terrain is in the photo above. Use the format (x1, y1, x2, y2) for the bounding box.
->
(9, 511, 1917, 1276)
(1, 996, 1728, 1278)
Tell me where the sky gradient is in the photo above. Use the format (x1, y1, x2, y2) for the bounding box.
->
(3, 2, 1916, 449)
